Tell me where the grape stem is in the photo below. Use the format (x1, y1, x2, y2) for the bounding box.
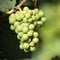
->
(6, 0, 27, 14)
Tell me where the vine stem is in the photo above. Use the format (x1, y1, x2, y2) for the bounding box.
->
(7, 0, 27, 14)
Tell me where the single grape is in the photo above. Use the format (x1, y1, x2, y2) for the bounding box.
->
(22, 27, 28, 33)
(19, 44, 24, 49)
(25, 13, 31, 19)
(23, 43, 30, 49)
(35, 14, 40, 20)
(28, 10, 32, 14)
(34, 22, 37, 25)
(32, 15, 36, 21)
(22, 34, 28, 41)
(15, 28, 18, 33)
(28, 18, 33, 23)
(23, 7, 29, 12)
(29, 24, 35, 30)
(21, 23, 29, 27)
(28, 38, 31, 42)
(23, 18, 28, 22)
(9, 16, 16, 24)
(32, 38, 39, 43)
(30, 41, 35, 46)
(27, 30, 33, 37)
(10, 25, 15, 30)
(16, 25, 22, 32)
(37, 21, 43, 25)
(24, 49, 28, 52)
(18, 32, 23, 38)
(34, 8, 39, 14)
(41, 17, 47, 22)
(30, 47, 36, 52)
(32, 10, 36, 15)
(33, 32, 39, 37)
(17, 34, 20, 40)
(39, 10, 44, 17)
(14, 21, 20, 27)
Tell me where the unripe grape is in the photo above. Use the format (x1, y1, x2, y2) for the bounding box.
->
(23, 18, 28, 22)
(28, 10, 32, 14)
(33, 32, 38, 37)
(32, 38, 39, 43)
(32, 10, 36, 15)
(30, 42, 35, 46)
(39, 10, 44, 17)
(19, 44, 24, 49)
(18, 32, 23, 38)
(16, 25, 22, 32)
(14, 21, 20, 27)
(23, 43, 29, 49)
(34, 8, 39, 14)
(37, 21, 43, 25)
(10, 25, 15, 30)
(21, 23, 29, 27)
(25, 13, 30, 19)
(29, 24, 35, 30)
(24, 49, 28, 52)
(41, 17, 46, 22)
(30, 47, 36, 52)
(22, 34, 28, 41)
(28, 18, 33, 23)
(23, 7, 29, 12)
(32, 15, 36, 21)
(35, 14, 40, 20)
(27, 30, 33, 37)
(17, 34, 20, 40)
(9, 16, 16, 24)
(22, 27, 28, 33)
(15, 28, 18, 33)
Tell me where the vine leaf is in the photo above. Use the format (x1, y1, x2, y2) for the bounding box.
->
(0, 0, 16, 12)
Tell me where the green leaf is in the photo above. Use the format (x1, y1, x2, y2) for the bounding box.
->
(0, 0, 16, 12)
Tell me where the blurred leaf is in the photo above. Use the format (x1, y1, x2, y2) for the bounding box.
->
(0, 0, 16, 12)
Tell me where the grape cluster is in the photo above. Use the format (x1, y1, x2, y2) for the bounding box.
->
(9, 7, 46, 52)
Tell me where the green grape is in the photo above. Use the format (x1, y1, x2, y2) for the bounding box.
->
(18, 32, 23, 38)
(32, 38, 39, 43)
(30, 46, 36, 52)
(32, 10, 36, 15)
(30, 41, 35, 46)
(25, 13, 31, 19)
(28, 38, 31, 42)
(9, 16, 16, 24)
(16, 25, 22, 32)
(17, 34, 20, 40)
(37, 21, 43, 25)
(28, 10, 32, 14)
(22, 27, 28, 33)
(28, 18, 33, 23)
(41, 17, 47, 22)
(35, 14, 40, 20)
(33, 32, 39, 37)
(23, 43, 30, 49)
(27, 30, 33, 37)
(39, 10, 44, 17)
(22, 34, 28, 41)
(21, 23, 29, 27)
(34, 22, 37, 25)
(19, 44, 24, 49)
(10, 25, 15, 30)
(32, 15, 36, 21)
(23, 7, 29, 12)
(29, 24, 35, 30)
(23, 18, 28, 22)
(14, 21, 20, 27)
(24, 49, 28, 52)
(15, 28, 18, 33)
(34, 8, 39, 14)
